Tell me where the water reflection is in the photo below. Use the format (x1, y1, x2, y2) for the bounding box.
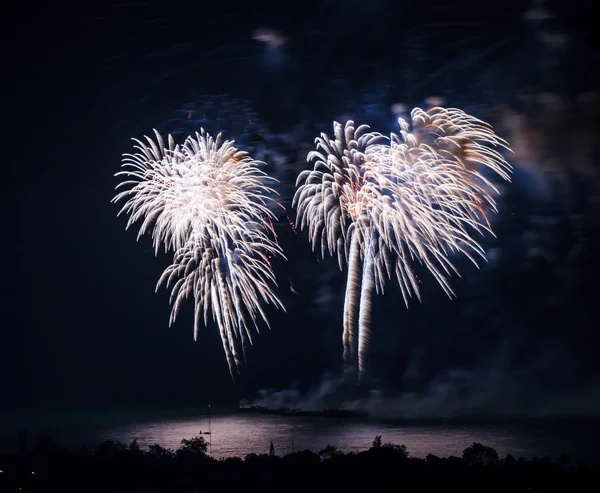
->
(99, 414, 599, 461)
(2, 411, 597, 461)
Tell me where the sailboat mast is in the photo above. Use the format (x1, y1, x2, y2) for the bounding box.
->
(207, 404, 212, 455)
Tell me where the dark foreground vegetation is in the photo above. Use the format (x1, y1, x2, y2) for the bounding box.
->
(1, 434, 599, 492)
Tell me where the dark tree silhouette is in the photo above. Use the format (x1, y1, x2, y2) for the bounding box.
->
(462, 442, 500, 466)
(128, 440, 142, 455)
(95, 440, 128, 459)
(318, 444, 340, 459)
(382, 442, 409, 458)
(178, 436, 208, 455)
(147, 443, 173, 458)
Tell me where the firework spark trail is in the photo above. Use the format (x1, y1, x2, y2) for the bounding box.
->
(294, 107, 511, 382)
(113, 129, 285, 379)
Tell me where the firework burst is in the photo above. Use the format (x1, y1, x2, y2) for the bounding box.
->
(113, 129, 285, 378)
(294, 107, 511, 381)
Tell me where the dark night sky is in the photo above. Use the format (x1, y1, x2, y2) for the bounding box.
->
(3, 0, 599, 416)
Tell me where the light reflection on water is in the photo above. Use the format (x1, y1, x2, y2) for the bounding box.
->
(99, 414, 598, 461)
(2, 411, 599, 462)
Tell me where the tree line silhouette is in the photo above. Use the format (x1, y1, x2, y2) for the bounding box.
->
(1, 432, 597, 492)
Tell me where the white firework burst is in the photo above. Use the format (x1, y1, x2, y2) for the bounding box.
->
(113, 129, 285, 378)
(294, 107, 512, 381)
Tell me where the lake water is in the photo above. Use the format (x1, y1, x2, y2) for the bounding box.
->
(2, 410, 600, 463)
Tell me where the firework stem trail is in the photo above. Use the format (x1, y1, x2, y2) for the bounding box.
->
(358, 230, 376, 382)
(343, 234, 361, 376)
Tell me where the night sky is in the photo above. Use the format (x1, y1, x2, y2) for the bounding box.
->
(4, 0, 599, 416)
